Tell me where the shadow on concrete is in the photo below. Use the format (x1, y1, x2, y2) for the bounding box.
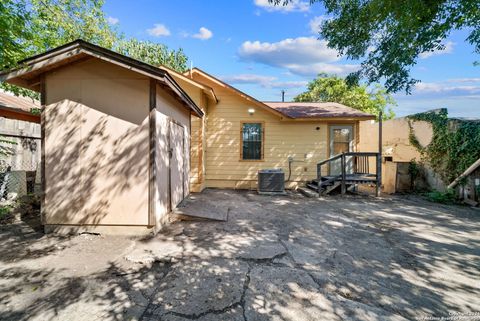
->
(0, 189, 479, 320)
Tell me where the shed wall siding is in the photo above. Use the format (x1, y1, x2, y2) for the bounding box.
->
(154, 85, 191, 227)
(170, 78, 208, 192)
(44, 58, 150, 226)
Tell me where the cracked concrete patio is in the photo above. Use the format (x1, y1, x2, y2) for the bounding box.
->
(1, 189, 479, 321)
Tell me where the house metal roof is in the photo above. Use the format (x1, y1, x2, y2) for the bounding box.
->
(264, 102, 376, 120)
(0, 91, 41, 123)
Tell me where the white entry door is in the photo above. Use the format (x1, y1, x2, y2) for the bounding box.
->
(329, 125, 354, 176)
(169, 121, 185, 209)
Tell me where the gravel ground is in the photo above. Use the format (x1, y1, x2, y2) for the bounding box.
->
(0, 189, 479, 321)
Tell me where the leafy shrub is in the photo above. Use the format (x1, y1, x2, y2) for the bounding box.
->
(0, 205, 13, 223)
(426, 189, 457, 204)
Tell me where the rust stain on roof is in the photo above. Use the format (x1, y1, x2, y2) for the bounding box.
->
(0, 91, 40, 113)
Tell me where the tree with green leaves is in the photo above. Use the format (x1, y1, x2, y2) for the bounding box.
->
(271, 0, 479, 93)
(0, 0, 31, 70)
(1, 0, 189, 98)
(115, 39, 189, 73)
(294, 74, 395, 120)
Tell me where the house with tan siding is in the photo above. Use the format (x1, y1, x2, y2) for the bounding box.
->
(0, 40, 376, 234)
(165, 67, 376, 192)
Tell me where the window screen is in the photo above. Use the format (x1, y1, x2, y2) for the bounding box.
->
(242, 123, 263, 160)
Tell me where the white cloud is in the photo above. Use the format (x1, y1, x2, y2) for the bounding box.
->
(447, 78, 480, 83)
(107, 16, 119, 25)
(419, 41, 454, 59)
(192, 27, 213, 40)
(147, 24, 171, 37)
(220, 74, 308, 89)
(309, 16, 328, 34)
(254, 0, 309, 12)
(413, 82, 480, 95)
(238, 37, 358, 77)
(270, 80, 309, 89)
(240, 37, 339, 65)
(285, 63, 359, 77)
(221, 74, 276, 85)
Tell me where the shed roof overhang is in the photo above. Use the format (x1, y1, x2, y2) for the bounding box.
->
(159, 66, 218, 104)
(0, 39, 204, 118)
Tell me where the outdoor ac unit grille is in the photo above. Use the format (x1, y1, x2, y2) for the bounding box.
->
(258, 169, 285, 193)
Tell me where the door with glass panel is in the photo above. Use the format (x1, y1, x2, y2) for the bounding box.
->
(329, 125, 354, 176)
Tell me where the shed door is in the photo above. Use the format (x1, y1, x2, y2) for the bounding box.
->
(329, 125, 354, 175)
(169, 121, 185, 209)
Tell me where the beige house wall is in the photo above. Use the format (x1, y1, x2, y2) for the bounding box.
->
(358, 118, 433, 162)
(358, 117, 441, 192)
(169, 78, 209, 193)
(154, 85, 191, 228)
(188, 75, 357, 189)
(44, 58, 150, 229)
(42, 58, 193, 233)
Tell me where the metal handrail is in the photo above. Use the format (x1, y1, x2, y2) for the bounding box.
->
(316, 152, 382, 195)
(317, 153, 343, 166)
(317, 152, 379, 168)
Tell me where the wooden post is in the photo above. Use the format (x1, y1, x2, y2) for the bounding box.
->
(317, 163, 322, 196)
(149, 78, 157, 226)
(341, 153, 346, 194)
(376, 112, 383, 197)
(40, 75, 46, 225)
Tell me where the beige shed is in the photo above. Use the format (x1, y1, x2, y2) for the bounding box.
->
(0, 40, 203, 235)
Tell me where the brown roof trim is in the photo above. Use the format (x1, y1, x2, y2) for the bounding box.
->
(159, 66, 218, 103)
(189, 68, 289, 119)
(0, 39, 204, 118)
(0, 92, 41, 123)
(0, 105, 41, 123)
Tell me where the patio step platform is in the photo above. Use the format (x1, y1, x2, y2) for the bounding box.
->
(171, 195, 229, 222)
(297, 186, 317, 198)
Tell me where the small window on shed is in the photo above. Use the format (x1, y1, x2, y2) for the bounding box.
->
(241, 122, 264, 160)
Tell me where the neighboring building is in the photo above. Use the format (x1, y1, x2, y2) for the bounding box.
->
(359, 115, 436, 193)
(0, 91, 41, 124)
(0, 40, 203, 235)
(0, 92, 41, 200)
(359, 110, 480, 194)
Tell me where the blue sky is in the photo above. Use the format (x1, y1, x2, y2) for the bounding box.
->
(103, 0, 480, 118)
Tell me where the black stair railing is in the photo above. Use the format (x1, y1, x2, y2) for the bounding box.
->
(315, 152, 381, 196)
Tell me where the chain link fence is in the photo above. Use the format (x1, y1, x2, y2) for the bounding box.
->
(0, 118, 41, 207)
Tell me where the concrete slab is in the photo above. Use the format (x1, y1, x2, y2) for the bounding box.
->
(145, 258, 249, 318)
(1, 189, 480, 321)
(172, 193, 229, 221)
(237, 242, 286, 260)
(245, 265, 408, 321)
(160, 307, 244, 321)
